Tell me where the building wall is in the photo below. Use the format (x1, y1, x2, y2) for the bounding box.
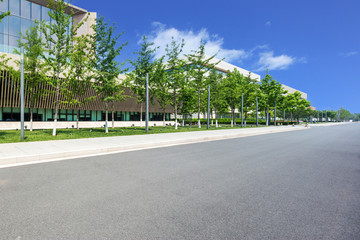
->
(282, 84, 307, 99)
(0, 70, 173, 123)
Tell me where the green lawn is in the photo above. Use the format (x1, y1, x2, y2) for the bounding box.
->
(0, 124, 262, 144)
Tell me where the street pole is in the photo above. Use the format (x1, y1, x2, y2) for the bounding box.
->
(207, 85, 210, 129)
(274, 100, 276, 126)
(256, 96, 258, 127)
(20, 47, 25, 141)
(326, 110, 328, 122)
(283, 108, 285, 125)
(317, 111, 319, 123)
(145, 73, 149, 133)
(241, 93, 243, 128)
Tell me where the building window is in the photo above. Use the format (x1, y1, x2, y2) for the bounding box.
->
(9, 0, 20, 17)
(31, 3, 41, 21)
(20, 0, 31, 19)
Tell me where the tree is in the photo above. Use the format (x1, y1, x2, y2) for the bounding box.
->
(128, 36, 157, 127)
(165, 38, 186, 129)
(63, 31, 94, 130)
(285, 91, 310, 123)
(90, 16, 127, 133)
(283, 92, 300, 122)
(239, 73, 259, 126)
(179, 81, 196, 126)
(259, 71, 287, 125)
(152, 56, 171, 126)
(41, 0, 80, 136)
(186, 40, 217, 128)
(15, 22, 47, 131)
(338, 108, 352, 121)
(222, 69, 243, 127)
(207, 69, 227, 127)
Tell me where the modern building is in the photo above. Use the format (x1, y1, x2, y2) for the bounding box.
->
(0, 0, 308, 129)
(281, 84, 307, 100)
(0, 0, 172, 129)
(209, 56, 261, 81)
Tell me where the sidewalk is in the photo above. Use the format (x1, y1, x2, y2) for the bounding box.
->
(0, 125, 309, 167)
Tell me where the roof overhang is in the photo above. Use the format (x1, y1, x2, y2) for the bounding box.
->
(28, 0, 87, 15)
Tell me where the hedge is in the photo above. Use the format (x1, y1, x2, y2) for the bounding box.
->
(177, 118, 298, 126)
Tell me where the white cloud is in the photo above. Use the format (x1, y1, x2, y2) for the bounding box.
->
(144, 22, 305, 72)
(265, 21, 271, 26)
(341, 51, 358, 57)
(147, 22, 248, 62)
(256, 51, 297, 71)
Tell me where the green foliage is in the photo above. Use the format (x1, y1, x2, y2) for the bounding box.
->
(165, 37, 188, 127)
(0, 126, 251, 144)
(259, 70, 287, 110)
(222, 69, 243, 124)
(90, 16, 127, 104)
(186, 40, 218, 123)
(238, 72, 259, 119)
(128, 35, 157, 105)
(90, 16, 127, 132)
(64, 30, 94, 108)
(40, 0, 80, 136)
(207, 69, 227, 117)
(151, 56, 171, 123)
(41, 0, 74, 78)
(15, 22, 48, 130)
(338, 108, 352, 120)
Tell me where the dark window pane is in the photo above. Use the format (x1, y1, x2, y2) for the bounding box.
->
(31, 3, 41, 20)
(20, 0, 30, 19)
(9, 16, 20, 36)
(0, 0, 8, 12)
(0, 33, 9, 53)
(9, 0, 20, 16)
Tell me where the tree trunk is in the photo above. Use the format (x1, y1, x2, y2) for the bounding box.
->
(105, 102, 109, 133)
(198, 88, 201, 128)
(52, 78, 60, 136)
(76, 109, 79, 130)
(174, 92, 178, 130)
(140, 103, 143, 127)
(291, 112, 293, 122)
(182, 116, 184, 127)
(215, 110, 218, 128)
(244, 113, 247, 127)
(231, 109, 234, 127)
(112, 110, 114, 128)
(163, 110, 166, 127)
(265, 108, 269, 126)
(30, 89, 34, 132)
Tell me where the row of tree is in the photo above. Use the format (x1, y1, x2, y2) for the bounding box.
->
(1, 0, 354, 136)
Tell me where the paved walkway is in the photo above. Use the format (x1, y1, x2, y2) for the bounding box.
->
(0, 123, 350, 167)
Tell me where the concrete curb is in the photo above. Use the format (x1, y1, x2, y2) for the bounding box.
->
(0, 126, 308, 168)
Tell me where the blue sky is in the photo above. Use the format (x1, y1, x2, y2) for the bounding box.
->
(73, 0, 360, 113)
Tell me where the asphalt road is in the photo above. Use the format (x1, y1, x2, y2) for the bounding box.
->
(0, 124, 359, 240)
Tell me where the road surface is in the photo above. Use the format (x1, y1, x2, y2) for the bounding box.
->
(0, 124, 359, 239)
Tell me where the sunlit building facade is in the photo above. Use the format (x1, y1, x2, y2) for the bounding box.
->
(0, 0, 172, 127)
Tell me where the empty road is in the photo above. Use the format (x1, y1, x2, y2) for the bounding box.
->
(1, 124, 359, 240)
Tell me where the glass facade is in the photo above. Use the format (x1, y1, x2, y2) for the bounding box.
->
(0, 107, 171, 122)
(0, 0, 58, 54)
